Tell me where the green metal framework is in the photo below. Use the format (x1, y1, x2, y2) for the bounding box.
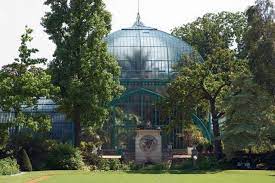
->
(103, 16, 212, 151)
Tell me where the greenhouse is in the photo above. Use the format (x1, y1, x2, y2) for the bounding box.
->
(103, 15, 211, 153)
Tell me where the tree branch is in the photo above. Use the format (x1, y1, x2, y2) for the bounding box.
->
(213, 83, 227, 99)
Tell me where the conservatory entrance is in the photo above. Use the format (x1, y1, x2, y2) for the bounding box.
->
(102, 87, 184, 161)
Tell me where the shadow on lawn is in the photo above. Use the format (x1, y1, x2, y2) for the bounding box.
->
(126, 170, 222, 174)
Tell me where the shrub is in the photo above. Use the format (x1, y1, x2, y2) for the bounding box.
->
(133, 161, 172, 171)
(21, 149, 32, 171)
(28, 138, 58, 170)
(170, 159, 193, 170)
(97, 158, 110, 171)
(47, 144, 84, 170)
(197, 156, 219, 170)
(82, 152, 131, 171)
(8, 132, 59, 170)
(109, 159, 122, 170)
(0, 157, 20, 175)
(82, 153, 101, 167)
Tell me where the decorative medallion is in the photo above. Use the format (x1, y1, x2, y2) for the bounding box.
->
(139, 135, 158, 153)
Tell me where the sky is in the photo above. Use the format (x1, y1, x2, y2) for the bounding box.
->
(0, 0, 257, 68)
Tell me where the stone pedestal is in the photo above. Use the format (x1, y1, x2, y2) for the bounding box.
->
(135, 129, 162, 164)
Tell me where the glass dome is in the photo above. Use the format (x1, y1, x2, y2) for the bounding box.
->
(105, 16, 194, 80)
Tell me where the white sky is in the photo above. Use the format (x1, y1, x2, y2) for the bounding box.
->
(0, 0, 258, 68)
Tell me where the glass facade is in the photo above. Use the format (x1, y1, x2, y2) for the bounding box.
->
(104, 18, 196, 150)
(0, 98, 74, 144)
(105, 21, 194, 80)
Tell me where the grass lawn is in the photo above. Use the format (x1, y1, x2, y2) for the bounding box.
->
(0, 170, 274, 183)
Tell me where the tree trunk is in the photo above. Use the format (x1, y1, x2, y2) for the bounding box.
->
(212, 116, 223, 159)
(210, 100, 223, 159)
(73, 108, 81, 147)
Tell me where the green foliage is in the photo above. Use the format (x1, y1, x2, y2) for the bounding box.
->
(108, 159, 122, 170)
(177, 123, 208, 147)
(0, 125, 9, 150)
(244, 0, 275, 94)
(8, 133, 58, 170)
(0, 26, 58, 132)
(47, 144, 84, 170)
(167, 48, 248, 158)
(170, 159, 193, 170)
(97, 158, 111, 171)
(197, 156, 220, 170)
(80, 127, 106, 157)
(82, 153, 101, 170)
(95, 157, 129, 171)
(42, 0, 123, 146)
(82, 152, 131, 171)
(14, 112, 52, 132)
(172, 12, 247, 59)
(223, 75, 275, 155)
(0, 158, 19, 175)
(20, 149, 32, 172)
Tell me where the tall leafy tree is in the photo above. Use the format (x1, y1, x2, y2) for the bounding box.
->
(0, 27, 57, 132)
(172, 12, 247, 59)
(244, 0, 275, 94)
(223, 75, 275, 155)
(167, 49, 248, 159)
(170, 12, 249, 158)
(42, 0, 123, 146)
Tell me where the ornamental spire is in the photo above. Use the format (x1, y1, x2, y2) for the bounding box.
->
(133, 0, 144, 26)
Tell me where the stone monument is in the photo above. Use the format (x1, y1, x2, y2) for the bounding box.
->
(135, 129, 162, 163)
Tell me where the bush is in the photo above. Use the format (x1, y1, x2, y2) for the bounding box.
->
(21, 149, 32, 171)
(82, 152, 131, 171)
(109, 159, 122, 170)
(0, 157, 20, 175)
(82, 153, 101, 168)
(97, 158, 110, 171)
(126, 161, 171, 171)
(97, 158, 129, 171)
(8, 132, 59, 170)
(170, 159, 193, 170)
(28, 139, 58, 170)
(47, 144, 84, 170)
(197, 156, 219, 170)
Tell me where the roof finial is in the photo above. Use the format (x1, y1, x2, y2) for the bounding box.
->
(138, 0, 140, 14)
(137, 0, 140, 23)
(133, 0, 144, 27)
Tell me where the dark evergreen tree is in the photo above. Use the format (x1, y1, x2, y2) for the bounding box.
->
(244, 0, 275, 94)
(223, 75, 275, 155)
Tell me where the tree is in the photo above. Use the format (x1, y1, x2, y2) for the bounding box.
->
(244, 0, 275, 94)
(172, 12, 247, 60)
(167, 48, 248, 159)
(0, 27, 57, 132)
(42, 0, 123, 147)
(223, 75, 275, 155)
